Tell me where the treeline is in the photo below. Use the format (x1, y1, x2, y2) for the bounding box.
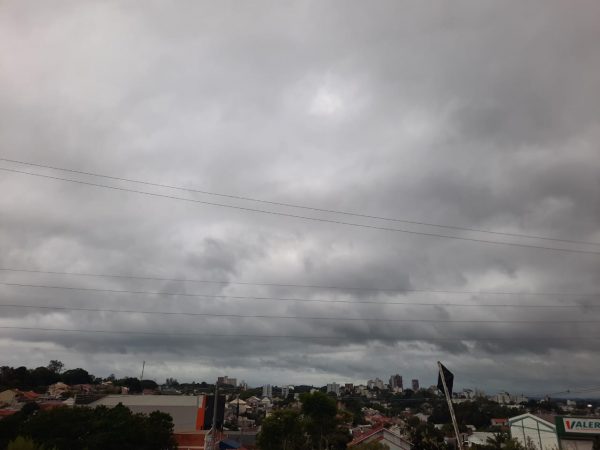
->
(0, 403, 176, 450)
(0, 361, 158, 394)
(0, 363, 93, 389)
(428, 398, 525, 430)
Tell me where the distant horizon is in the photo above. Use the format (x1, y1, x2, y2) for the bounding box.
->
(3, 358, 600, 400)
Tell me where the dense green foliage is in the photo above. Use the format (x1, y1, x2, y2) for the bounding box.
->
(257, 392, 350, 450)
(0, 364, 92, 392)
(405, 416, 448, 450)
(7, 436, 53, 450)
(429, 398, 525, 429)
(0, 404, 176, 450)
(257, 409, 307, 450)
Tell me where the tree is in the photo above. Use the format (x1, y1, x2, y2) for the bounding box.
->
(406, 418, 448, 450)
(165, 377, 179, 387)
(60, 368, 93, 385)
(47, 361, 64, 374)
(257, 409, 307, 450)
(2, 404, 177, 450)
(340, 397, 366, 426)
(116, 377, 142, 393)
(301, 391, 339, 450)
(27, 367, 59, 388)
(141, 379, 158, 390)
(7, 436, 49, 450)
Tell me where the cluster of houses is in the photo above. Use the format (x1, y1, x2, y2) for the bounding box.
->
(0, 381, 121, 416)
(3, 378, 600, 450)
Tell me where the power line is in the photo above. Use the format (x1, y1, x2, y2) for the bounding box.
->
(2, 157, 598, 247)
(2, 166, 599, 255)
(1, 281, 598, 308)
(1, 325, 599, 341)
(527, 385, 600, 397)
(2, 302, 599, 324)
(546, 386, 600, 396)
(2, 267, 599, 297)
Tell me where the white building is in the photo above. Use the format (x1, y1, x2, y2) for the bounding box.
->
(367, 378, 385, 390)
(327, 383, 341, 396)
(509, 413, 559, 450)
(88, 395, 206, 432)
(217, 376, 237, 386)
(466, 432, 495, 447)
(511, 393, 528, 404)
(262, 384, 272, 398)
(495, 391, 512, 404)
(281, 385, 295, 399)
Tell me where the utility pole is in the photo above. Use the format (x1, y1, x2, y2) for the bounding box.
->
(438, 361, 463, 450)
(206, 380, 220, 450)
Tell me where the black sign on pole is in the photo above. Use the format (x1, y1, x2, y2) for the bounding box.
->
(203, 395, 226, 430)
(437, 363, 454, 397)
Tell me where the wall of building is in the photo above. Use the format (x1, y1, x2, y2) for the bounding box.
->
(510, 415, 559, 450)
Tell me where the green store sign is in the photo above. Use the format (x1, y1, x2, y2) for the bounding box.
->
(556, 417, 600, 437)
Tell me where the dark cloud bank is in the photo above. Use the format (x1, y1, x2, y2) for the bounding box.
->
(0, 0, 599, 395)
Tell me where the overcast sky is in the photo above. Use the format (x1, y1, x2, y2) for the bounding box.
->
(1, 1, 600, 396)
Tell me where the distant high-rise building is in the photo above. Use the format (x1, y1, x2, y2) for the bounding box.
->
(281, 385, 293, 399)
(217, 376, 237, 387)
(344, 383, 354, 393)
(262, 384, 272, 398)
(367, 378, 385, 390)
(412, 379, 419, 391)
(389, 374, 403, 392)
(327, 383, 340, 396)
(239, 380, 248, 391)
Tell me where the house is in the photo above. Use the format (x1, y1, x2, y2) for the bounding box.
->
(259, 397, 271, 409)
(0, 389, 18, 407)
(228, 398, 248, 414)
(0, 389, 39, 407)
(491, 418, 508, 427)
(245, 396, 260, 408)
(466, 432, 495, 447)
(509, 413, 558, 450)
(48, 382, 69, 398)
(348, 424, 412, 450)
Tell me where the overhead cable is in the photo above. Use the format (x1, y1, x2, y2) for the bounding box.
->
(1, 325, 599, 341)
(1, 281, 598, 308)
(2, 157, 598, 247)
(1, 166, 599, 255)
(1, 267, 599, 297)
(2, 302, 599, 323)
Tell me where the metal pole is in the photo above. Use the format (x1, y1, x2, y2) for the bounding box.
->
(209, 381, 219, 450)
(438, 362, 463, 450)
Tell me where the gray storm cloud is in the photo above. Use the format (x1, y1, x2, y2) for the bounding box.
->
(0, 0, 599, 394)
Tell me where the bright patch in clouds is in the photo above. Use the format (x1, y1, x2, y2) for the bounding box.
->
(309, 87, 343, 116)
